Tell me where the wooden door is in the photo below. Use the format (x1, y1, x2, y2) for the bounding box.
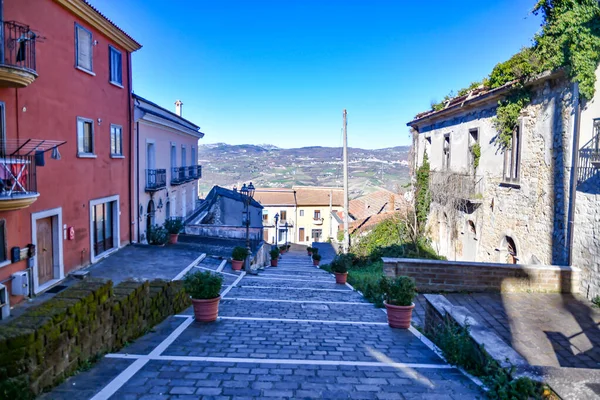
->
(37, 217, 54, 285)
(299, 228, 305, 243)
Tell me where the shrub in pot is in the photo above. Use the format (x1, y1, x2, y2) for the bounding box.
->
(312, 247, 319, 255)
(307, 246, 313, 256)
(312, 253, 322, 266)
(380, 276, 416, 329)
(270, 248, 280, 267)
(183, 271, 223, 322)
(231, 246, 248, 271)
(164, 218, 184, 244)
(330, 258, 349, 284)
(279, 245, 286, 254)
(147, 224, 168, 246)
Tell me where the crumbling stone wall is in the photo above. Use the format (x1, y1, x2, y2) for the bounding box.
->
(0, 278, 190, 399)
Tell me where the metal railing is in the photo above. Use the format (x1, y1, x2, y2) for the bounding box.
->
(171, 167, 186, 184)
(429, 171, 484, 202)
(2, 21, 37, 73)
(0, 154, 37, 197)
(145, 169, 166, 191)
(577, 132, 600, 185)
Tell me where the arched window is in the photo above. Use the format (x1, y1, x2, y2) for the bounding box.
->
(505, 236, 517, 264)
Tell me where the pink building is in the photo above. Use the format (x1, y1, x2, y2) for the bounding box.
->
(133, 95, 203, 243)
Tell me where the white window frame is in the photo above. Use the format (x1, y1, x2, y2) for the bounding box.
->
(89, 195, 120, 263)
(110, 124, 124, 158)
(109, 45, 123, 87)
(75, 23, 94, 75)
(77, 117, 96, 158)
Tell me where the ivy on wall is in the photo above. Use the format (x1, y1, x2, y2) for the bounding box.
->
(415, 151, 431, 233)
(429, 0, 600, 149)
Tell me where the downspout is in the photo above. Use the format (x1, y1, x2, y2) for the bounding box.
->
(128, 52, 134, 244)
(136, 121, 140, 243)
(567, 82, 581, 267)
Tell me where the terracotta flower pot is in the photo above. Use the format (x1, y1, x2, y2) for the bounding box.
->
(307, 251, 312, 256)
(231, 260, 244, 270)
(270, 259, 278, 267)
(313, 260, 320, 266)
(334, 272, 348, 284)
(169, 233, 179, 244)
(191, 296, 221, 322)
(384, 302, 415, 329)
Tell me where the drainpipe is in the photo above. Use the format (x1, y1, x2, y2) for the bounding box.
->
(128, 52, 134, 244)
(136, 121, 140, 243)
(567, 82, 581, 267)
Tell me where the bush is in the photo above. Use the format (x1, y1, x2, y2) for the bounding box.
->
(311, 247, 319, 254)
(312, 254, 322, 261)
(307, 246, 313, 252)
(269, 249, 280, 260)
(330, 253, 356, 274)
(232, 246, 249, 261)
(147, 224, 168, 245)
(380, 276, 415, 306)
(164, 218, 184, 234)
(183, 271, 223, 299)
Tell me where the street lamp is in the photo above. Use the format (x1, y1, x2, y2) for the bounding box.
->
(240, 182, 256, 274)
(284, 222, 289, 248)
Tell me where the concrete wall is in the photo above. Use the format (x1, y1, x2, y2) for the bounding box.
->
(383, 257, 580, 293)
(414, 75, 576, 267)
(134, 119, 200, 243)
(185, 225, 263, 241)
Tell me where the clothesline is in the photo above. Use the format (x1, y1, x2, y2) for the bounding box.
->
(0, 139, 66, 156)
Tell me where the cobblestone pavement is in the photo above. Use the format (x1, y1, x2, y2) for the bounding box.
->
(44, 248, 483, 399)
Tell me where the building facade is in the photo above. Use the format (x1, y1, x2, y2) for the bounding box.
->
(133, 95, 203, 243)
(254, 189, 296, 245)
(0, 0, 140, 309)
(409, 69, 600, 298)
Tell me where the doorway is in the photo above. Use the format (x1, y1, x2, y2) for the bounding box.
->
(146, 199, 155, 238)
(299, 228, 305, 243)
(89, 195, 120, 263)
(31, 207, 64, 293)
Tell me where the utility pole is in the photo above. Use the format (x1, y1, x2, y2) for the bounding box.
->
(343, 109, 349, 254)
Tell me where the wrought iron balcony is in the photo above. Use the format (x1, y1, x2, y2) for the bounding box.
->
(187, 165, 199, 180)
(0, 21, 38, 88)
(429, 171, 484, 204)
(171, 167, 186, 185)
(145, 169, 166, 192)
(0, 154, 38, 210)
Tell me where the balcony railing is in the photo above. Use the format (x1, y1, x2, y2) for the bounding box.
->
(0, 21, 38, 88)
(145, 169, 166, 191)
(188, 165, 203, 180)
(171, 167, 186, 185)
(429, 171, 484, 204)
(0, 154, 38, 210)
(577, 131, 600, 185)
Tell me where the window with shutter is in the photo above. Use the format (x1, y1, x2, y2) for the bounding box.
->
(75, 24, 93, 72)
(77, 117, 94, 156)
(109, 46, 122, 85)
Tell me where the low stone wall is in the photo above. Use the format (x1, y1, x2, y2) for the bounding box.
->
(383, 257, 580, 293)
(253, 242, 271, 270)
(185, 224, 262, 241)
(0, 278, 190, 398)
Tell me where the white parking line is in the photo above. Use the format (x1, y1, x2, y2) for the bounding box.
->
(105, 353, 452, 369)
(221, 298, 373, 305)
(171, 253, 206, 281)
(215, 259, 227, 273)
(219, 316, 388, 325)
(236, 285, 352, 292)
(221, 272, 246, 298)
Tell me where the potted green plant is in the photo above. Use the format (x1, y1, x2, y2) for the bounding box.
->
(286, 244, 291, 251)
(279, 245, 286, 254)
(164, 218, 184, 244)
(147, 224, 168, 246)
(307, 246, 313, 256)
(330, 259, 348, 284)
(231, 246, 248, 271)
(312, 253, 322, 266)
(270, 248, 280, 267)
(183, 270, 223, 322)
(380, 276, 416, 329)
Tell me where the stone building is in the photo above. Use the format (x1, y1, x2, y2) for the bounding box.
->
(408, 69, 600, 298)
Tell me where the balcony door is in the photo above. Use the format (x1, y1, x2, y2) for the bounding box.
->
(90, 196, 119, 262)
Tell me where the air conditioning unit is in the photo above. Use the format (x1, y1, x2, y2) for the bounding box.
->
(11, 271, 29, 296)
(0, 283, 9, 320)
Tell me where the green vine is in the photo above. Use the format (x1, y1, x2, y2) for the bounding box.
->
(427, 0, 600, 149)
(471, 142, 481, 170)
(415, 151, 431, 233)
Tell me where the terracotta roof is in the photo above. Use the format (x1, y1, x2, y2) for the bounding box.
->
(349, 212, 400, 235)
(254, 189, 296, 206)
(293, 186, 343, 206)
(349, 189, 399, 220)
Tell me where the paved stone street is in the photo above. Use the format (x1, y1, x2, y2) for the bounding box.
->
(44, 247, 483, 399)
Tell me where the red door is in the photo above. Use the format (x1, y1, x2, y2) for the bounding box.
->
(37, 217, 54, 285)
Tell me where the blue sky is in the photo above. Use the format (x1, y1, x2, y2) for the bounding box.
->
(90, 0, 542, 149)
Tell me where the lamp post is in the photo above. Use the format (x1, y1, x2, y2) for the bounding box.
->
(240, 182, 256, 274)
(284, 222, 289, 248)
(274, 213, 279, 245)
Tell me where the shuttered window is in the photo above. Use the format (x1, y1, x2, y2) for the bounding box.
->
(75, 24, 93, 72)
(77, 117, 94, 156)
(109, 45, 122, 85)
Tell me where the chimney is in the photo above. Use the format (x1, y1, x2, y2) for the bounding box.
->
(175, 100, 183, 117)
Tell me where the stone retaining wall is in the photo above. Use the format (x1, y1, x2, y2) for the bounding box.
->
(0, 278, 190, 398)
(383, 257, 580, 293)
(184, 224, 262, 241)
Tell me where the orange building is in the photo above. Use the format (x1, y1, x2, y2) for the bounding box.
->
(0, 0, 141, 313)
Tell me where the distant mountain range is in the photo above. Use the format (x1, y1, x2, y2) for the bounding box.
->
(197, 143, 411, 199)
